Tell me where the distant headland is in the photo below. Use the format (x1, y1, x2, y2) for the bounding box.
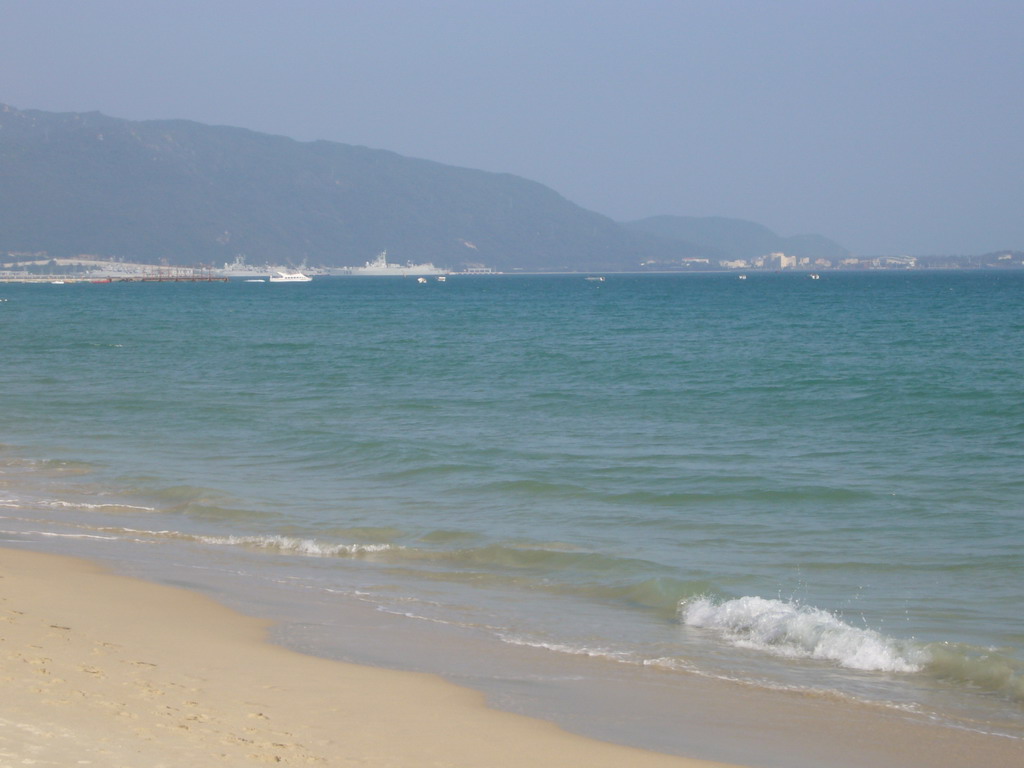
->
(1, 104, 1019, 274)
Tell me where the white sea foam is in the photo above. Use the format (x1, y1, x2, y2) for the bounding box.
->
(41, 499, 158, 512)
(194, 534, 397, 557)
(499, 634, 636, 664)
(21, 530, 122, 541)
(641, 656, 699, 673)
(682, 595, 924, 673)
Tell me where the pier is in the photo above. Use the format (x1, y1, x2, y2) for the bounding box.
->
(112, 271, 228, 282)
(0, 270, 228, 283)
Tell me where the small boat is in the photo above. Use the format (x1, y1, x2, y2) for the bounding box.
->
(244, 278, 267, 283)
(268, 271, 312, 283)
(437, 276, 447, 282)
(738, 274, 747, 280)
(809, 273, 820, 280)
(584, 276, 605, 282)
(417, 277, 428, 284)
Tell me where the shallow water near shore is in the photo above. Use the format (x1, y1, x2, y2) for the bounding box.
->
(1, 272, 1022, 763)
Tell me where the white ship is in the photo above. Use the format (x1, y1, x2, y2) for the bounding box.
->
(345, 251, 447, 276)
(220, 256, 320, 280)
(268, 270, 312, 283)
(220, 255, 273, 277)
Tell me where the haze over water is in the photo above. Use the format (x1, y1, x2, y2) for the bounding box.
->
(2, 271, 1022, 760)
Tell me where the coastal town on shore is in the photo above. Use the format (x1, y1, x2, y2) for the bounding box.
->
(2, 249, 1023, 283)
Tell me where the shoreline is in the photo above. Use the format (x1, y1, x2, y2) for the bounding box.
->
(3, 544, 1021, 768)
(4, 267, 1022, 283)
(0, 545, 735, 767)
(4, 269, 1023, 766)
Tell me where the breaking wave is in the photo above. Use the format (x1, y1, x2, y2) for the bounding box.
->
(683, 595, 1024, 703)
(682, 595, 925, 673)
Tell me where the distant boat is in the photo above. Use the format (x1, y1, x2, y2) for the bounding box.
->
(738, 274, 747, 280)
(244, 278, 267, 283)
(585, 276, 605, 282)
(347, 250, 447, 276)
(809, 273, 821, 280)
(268, 271, 312, 283)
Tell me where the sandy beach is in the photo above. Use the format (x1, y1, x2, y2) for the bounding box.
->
(0, 546, 737, 768)
(3, 545, 1024, 768)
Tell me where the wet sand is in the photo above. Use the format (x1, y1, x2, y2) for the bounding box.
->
(3, 545, 1021, 768)
(0, 546, 734, 767)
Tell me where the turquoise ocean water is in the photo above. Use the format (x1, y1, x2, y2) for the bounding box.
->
(2, 272, 1022, 759)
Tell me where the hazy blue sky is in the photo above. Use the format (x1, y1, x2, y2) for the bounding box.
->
(3, 0, 1022, 255)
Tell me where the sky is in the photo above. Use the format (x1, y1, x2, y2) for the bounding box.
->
(2, 0, 1022, 255)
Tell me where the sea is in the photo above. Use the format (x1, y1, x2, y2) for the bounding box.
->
(1, 271, 1022, 765)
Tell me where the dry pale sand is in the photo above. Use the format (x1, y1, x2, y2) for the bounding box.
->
(0, 546, 736, 768)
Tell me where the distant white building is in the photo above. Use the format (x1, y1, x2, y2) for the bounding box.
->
(765, 252, 797, 269)
(878, 256, 918, 268)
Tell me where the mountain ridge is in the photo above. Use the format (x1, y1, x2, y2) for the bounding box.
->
(1, 104, 845, 270)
